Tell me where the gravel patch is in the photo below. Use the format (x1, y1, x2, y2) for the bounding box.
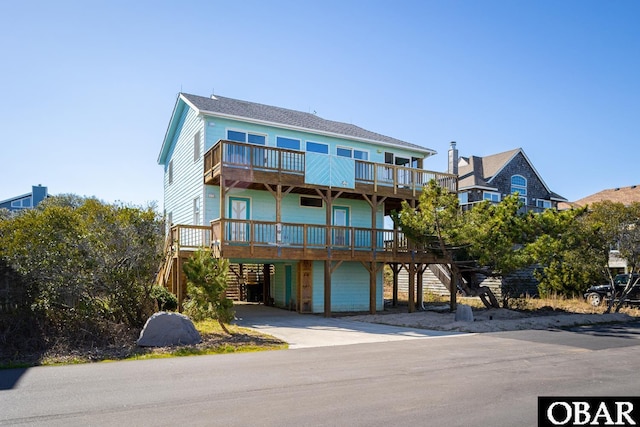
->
(347, 307, 637, 333)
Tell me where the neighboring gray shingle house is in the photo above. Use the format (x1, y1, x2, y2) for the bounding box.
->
(0, 185, 48, 212)
(448, 142, 566, 211)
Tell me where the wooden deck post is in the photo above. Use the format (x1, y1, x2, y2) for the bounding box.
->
(416, 263, 426, 310)
(369, 262, 377, 314)
(408, 262, 416, 313)
(390, 263, 400, 307)
(324, 260, 331, 317)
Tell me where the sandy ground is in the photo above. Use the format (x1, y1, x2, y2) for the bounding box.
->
(348, 305, 638, 333)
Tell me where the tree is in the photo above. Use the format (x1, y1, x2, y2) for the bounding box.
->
(585, 201, 640, 313)
(396, 180, 501, 309)
(524, 206, 600, 297)
(182, 248, 234, 334)
(0, 195, 164, 351)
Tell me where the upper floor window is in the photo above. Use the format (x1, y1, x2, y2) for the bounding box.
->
(337, 146, 352, 157)
(276, 136, 300, 150)
(168, 160, 174, 185)
(511, 175, 527, 195)
(194, 132, 201, 162)
(354, 150, 368, 160)
(337, 147, 369, 160)
(511, 175, 527, 204)
(536, 199, 552, 209)
(306, 141, 328, 154)
(483, 191, 501, 202)
(458, 192, 469, 205)
(227, 130, 266, 145)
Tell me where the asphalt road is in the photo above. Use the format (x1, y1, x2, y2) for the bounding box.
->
(1, 322, 639, 427)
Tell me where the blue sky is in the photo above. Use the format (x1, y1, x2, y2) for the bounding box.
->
(1, 0, 638, 208)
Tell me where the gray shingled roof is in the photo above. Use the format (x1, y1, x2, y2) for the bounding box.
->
(181, 93, 435, 154)
(457, 147, 566, 201)
(458, 148, 521, 189)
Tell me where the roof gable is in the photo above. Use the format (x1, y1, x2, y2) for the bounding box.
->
(456, 147, 566, 201)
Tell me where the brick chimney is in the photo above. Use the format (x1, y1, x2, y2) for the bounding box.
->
(448, 141, 458, 175)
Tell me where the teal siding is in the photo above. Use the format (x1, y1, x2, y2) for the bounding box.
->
(204, 185, 220, 223)
(330, 156, 355, 188)
(271, 262, 298, 308)
(164, 108, 204, 226)
(202, 116, 426, 163)
(305, 152, 331, 186)
(309, 261, 383, 313)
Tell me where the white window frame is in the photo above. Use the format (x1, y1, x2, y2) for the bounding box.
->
(483, 191, 501, 202)
(276, 136, 300, 150)
(354, 149, 369, 161)
(226, 129, 267, 145)
(536, 199, 552, 209)
(306, 141, 329, 154)
(336, 146, 353, 158)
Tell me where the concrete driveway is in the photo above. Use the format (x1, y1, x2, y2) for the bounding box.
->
(233, 302, 466, 349)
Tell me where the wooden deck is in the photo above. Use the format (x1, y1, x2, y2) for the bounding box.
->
(159, 140, 458, 316)
(203, 140, 457, 202)
(166, 223, 442, 264)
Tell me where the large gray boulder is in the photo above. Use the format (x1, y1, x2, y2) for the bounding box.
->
(137, 312, 202, 347)
(455, 304, 474, 322)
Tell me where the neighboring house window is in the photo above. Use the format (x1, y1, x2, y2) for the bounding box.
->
(458, 192, 469, 205)
(168, 160, 174, 185)
(536, 199, 552, 209)
(194, 132, 201, 162)
(511, 175, 527, 204)
(276, 137, 300, 150)
(337, 147, 352, 158)
(11, 200, 21, 208)
(483, 191, 501, 202)
(300, 196, 323, 208)
(227, 130, 266, 145)
(306, 141, 328, 154)
(193, 197, 200, 225)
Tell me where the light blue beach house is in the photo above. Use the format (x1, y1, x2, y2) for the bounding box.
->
(157, 93, 456, 316)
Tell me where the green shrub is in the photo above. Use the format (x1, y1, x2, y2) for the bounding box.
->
(150, 285, 178, 311)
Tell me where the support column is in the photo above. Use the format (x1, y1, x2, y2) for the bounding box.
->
(324, 260, 331, 317)
(369, 262, 377, 314)
(263, 264, 271, 305)
(408, 262, 416, 313)
(391, 263, 400, 307)
(417, 263, 426, 310)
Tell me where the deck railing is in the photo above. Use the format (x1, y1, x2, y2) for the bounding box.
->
(203, 140, 457, 193)
(212, 219, 413, 254)
(168, 222, 413, 255)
